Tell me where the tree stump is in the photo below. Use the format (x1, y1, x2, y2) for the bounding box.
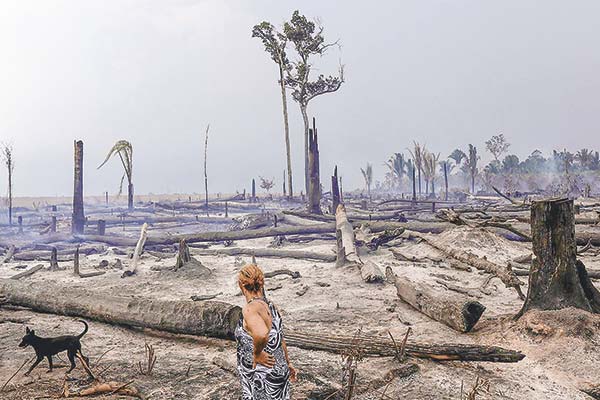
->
(331, 166, 340, 214)
(307, 125, 322, 214)
(97, 220, 106, 236)
(518, 198, 600, 317)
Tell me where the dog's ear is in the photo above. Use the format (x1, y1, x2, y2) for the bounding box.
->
(26, 327, 30, 333)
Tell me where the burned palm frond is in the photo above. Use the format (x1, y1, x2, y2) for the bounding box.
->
(98, 140, 133, 199)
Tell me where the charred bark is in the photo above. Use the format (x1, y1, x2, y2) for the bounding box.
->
(518, 198, 600, 317)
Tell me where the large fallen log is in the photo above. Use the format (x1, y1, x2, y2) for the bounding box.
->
(336, 205, 384, 282)
(74, 221, 451, 247)
(284, 330, 524, 363)
(385, 267, 485, 332)
(191, 247, 336, 262)
(13, 245, 104, 261)
(411, 231, 525, 299)
(283, 209, 405, 222)
(0, 279, 240, 339)
(0, 279, 523, 363)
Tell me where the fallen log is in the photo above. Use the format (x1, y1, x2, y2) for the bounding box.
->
(1, 245, 16, 263)
(385, 267, 485, 332)
(9, 264, 44, 280)
(191, 247, 336, 263)
(122, 223, 148, 278)
(411, 231, 525, 299)
(74, 221, 451, 247)
(284, 330, 524, 363)
(283, 209, 405, 222)
(0, 279, 241, 339)
(336, 205, 384, 282)
(13, 245, 104, 261)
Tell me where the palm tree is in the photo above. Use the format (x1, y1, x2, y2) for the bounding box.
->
(408, 142, 425, 196)
(466, 144, 479, 193)
(98, 140, 134, 210)
(448, 149, 466, 167)
(422, 152, 440, 195)
(385, 153, 406, 190)
(360, 163, 373, 201)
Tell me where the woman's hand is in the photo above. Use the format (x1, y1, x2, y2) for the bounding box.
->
(288, 364, 298, 382)
(253, 350, 275, 369)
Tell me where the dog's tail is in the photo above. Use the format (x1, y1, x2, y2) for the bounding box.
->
(77, 320, 89, 338)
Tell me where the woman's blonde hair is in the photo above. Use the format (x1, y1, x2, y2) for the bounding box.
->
(238, 264, 264, 293)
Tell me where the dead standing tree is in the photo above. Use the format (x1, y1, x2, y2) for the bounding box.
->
(1, 144, 14, 226)
(252, 22, 294, 199)
(203, 124, 210, 214)
(284, 10, 344, 194)
(307, 119, 321, 214)
(517, 198, 600, 317)
(72, 140, 85, 234)
(360, 163, 373, 202)
(98, 140, 134, 210)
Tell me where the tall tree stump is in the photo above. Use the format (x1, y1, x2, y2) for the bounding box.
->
(331, 166, 340, 214)
(307, 124, 322, 214)
(518, 198, 600, 317)
(72, 140, 85, 234)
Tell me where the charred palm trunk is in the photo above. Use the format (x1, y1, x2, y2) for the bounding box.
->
(7, 159, 12, 226)
(128, 182, 134, 210)
(72, 140, 85, 234)
(517, 198, 600, 317)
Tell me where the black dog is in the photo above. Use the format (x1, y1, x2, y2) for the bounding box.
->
(19, 320, 89, 375)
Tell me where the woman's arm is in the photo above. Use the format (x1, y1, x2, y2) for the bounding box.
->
(282, 339, 297, 382)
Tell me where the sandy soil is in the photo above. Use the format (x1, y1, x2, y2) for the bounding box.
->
(1, 203, 599, 399)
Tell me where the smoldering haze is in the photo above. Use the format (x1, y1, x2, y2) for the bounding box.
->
(0, 0, 599, 197)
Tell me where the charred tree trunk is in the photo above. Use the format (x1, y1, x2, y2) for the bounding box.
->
(72, 140, 85, 234)
(517, 198, 600, 317)
(331, 166, 341, 213)
(307, 121, 322, 214)
(444, 162, 449, 201)
(251, 179, 256, 203)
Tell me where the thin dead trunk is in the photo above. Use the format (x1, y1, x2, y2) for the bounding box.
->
(203, 124, 210, 213)
(279, 67, 293, 199)
(72, 140, 85, 234)
(301, 104, 310, 196)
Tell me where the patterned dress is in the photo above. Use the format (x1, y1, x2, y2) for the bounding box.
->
(235, 298, 290, 400)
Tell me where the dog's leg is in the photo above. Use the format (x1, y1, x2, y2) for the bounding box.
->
(67, 350, 76, 373)
(25, 356, 43, 376)
(46, 355, 53, 372)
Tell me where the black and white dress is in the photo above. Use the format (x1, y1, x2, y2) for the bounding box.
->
(235, 298, 290, 400)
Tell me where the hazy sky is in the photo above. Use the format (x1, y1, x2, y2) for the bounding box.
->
(1, 0, 599, 197)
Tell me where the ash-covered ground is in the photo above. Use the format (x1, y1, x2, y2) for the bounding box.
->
(1, 197, 600, 399)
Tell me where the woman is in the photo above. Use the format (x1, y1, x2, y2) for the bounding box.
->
(235, 263, 297, 399)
